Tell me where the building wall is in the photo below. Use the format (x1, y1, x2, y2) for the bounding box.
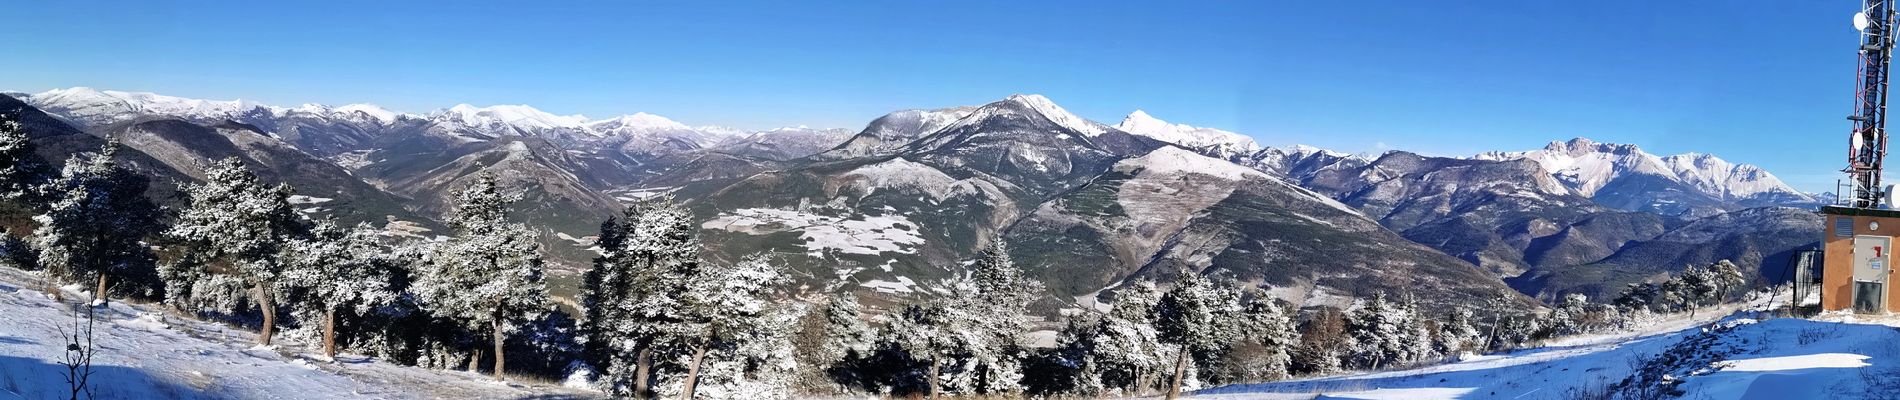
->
(1822, 213, 1900, 311)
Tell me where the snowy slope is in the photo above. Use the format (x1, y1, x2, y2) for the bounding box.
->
(0, 269, 596, 399)
(1475, 138, 1812, 205)
(1001, 94, 1108, 137)
(1113, 110, 1261, 159)
(1198, 306, 1900, 399)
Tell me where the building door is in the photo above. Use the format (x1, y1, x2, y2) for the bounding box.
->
(1854, 235, 1893, 313)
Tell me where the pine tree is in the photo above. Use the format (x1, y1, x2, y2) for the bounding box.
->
(962, 241, 1041, 395)
(1708, 260, 1747, 304)
(671, 253, 795, 399)
(1343, 293, 1425, 370)
(1614, 282, 1659, 313)
(281, 220, 401, 360)
(32, 138, 160, 305)
(1092, 281, 1167, 395)
(1153, 269, 1241, 400)
(1548, 293, 1591, 336)
(887, 278, 986, 400)
(167, 157, 304, 345)
(1227, 294, 1299, 382)
(1434, 309, 1482, 356)
(579, 197, 700, 397)
(818, 295, 873, 371)
(0, 116, 46, 202)
(413, 174, 550, 379)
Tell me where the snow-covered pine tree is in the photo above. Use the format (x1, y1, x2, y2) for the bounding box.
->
(1153, 268, 1241, 400)
(0, 116, 45, 202)
(887, 277, 987, 400)
(412, 174, 549, 379)
(1679, 263, 1716, 316)
(1708, 259, 1747, 303)
(1397, 295, 1437, 363)
(818, 294, 873, 373)
(1614, 282, 1660, 313)
(167, 157, 305, 345)
(1225, 293, 1299, 382)
(1342, 293, 1425, 370)
(668, 253, 797, 399)
(1091, 280, 1167, 395)
(1434, 308, 1482, 356)
(1548, 293, 1590, 336)
(281, 220, 401, 360)
(1043, 315, 1105, 396)
(963, 240, 1042, 395)
(1658, 274, 1691, 314)
(579, 197, 702, 397)
(791, 292, 874, 394)
(32, 137, 160, 305)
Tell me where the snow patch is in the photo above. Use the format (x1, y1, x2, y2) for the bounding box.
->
(859, 276, 917, 294)
(701, 208, 925, 257)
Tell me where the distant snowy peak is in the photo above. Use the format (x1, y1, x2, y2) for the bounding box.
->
(1659, 152, 1802, 200)
(585, 112, 686, 131)
(435, 104, 589, 131)
(1001, 94, 1108, 137)
(290, 103, 405, 124)
(26, 87, 270, 125)
(1113, 110, 1260, 155)
(1286, 144, 1357, 159)
(1477, 137, 1810, 202)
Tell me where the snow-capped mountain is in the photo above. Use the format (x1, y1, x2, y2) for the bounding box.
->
(1113, 110, 1261, 160)
(20, 87, 270, 126)
(820, 106, 978, 159)
(1476, 138, 1813, 215)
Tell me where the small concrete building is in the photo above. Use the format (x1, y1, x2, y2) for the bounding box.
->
(1822, 206, 1900, 312)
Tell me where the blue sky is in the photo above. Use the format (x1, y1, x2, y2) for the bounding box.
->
(0, 1, 1866, 192)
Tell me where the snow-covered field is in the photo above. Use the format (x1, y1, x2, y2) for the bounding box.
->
(0, 269, 597, 399)
(1196, 307, 1900, 400)
(701, 208, 925, 257)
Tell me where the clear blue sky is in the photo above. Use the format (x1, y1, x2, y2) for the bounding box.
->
(0, 1, 1866, 192)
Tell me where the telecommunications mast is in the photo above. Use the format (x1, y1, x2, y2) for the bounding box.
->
(1849, 0, 1899, 208)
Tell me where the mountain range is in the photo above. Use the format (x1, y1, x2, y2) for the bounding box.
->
(0, 87, 1824, 313)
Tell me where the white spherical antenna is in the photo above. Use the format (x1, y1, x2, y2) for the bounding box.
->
(1857, 11, 1873, 33)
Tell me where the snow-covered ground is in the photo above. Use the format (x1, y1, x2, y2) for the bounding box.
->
(701, 208, 925, 257)
(1196, 306, 1900, 400)
(0, 268, 598, 399)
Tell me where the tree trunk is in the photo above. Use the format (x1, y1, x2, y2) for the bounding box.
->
(252, 283, 276, 346)
(95, 274, 108, 306)
(1485, 311, 1502, 351)
(928, 356, 941, 400)
(323, 308, 336, 360)
(469, 349, 482, 373)
(492, 317, 506, 379)
(680, 342, 709, 399)
(1167, 348, 1189, 400)
(1132, 366, 1145, 395)
(634, 346, 652, 398)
